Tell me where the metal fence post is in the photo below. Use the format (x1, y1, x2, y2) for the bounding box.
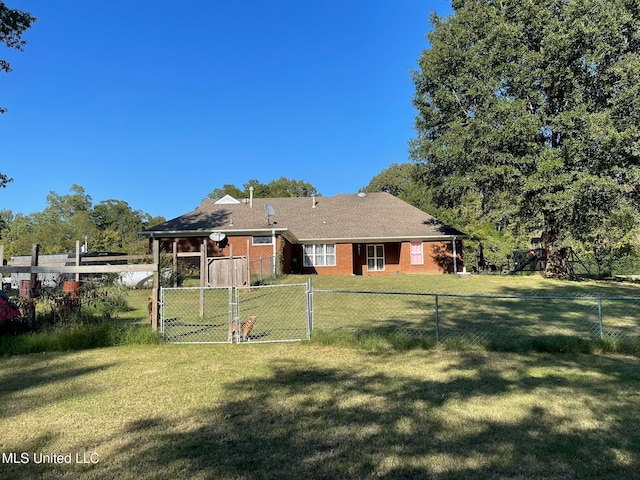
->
(597, 298, 603, 339)
(233, 287, 240, 344)
(435, 294, 440, 343)
(306, 277, 313, 339)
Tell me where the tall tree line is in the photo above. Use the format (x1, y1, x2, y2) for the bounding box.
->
(0, 185, 165, 256)
(208, 177, 320, 200)
(409, 0, 640, 276)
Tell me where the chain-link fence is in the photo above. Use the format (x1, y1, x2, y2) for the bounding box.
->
(250, 255, 281, 284)
(161, 282, 311, 344)
(161, 286, 233, 343)
(312, 290, 640, 348)
(162, 283, 640, 348)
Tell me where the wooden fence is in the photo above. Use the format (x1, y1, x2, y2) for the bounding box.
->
(0, 239, 259, 330)
(0, 240, 162, 330)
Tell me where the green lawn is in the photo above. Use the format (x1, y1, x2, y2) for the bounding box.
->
(1, 344, 639, 479)
(1, 274, 640, 478)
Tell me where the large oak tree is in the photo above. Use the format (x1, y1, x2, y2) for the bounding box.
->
(410, 0, 640, 276)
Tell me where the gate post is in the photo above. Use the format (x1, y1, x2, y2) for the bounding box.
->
(435, 294, 440, 343)
(306, 277, 313, 338)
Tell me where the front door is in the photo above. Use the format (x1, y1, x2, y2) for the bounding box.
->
(352, 244, 364, 275)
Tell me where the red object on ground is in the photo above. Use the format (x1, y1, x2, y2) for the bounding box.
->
(0, 293, 21, 322)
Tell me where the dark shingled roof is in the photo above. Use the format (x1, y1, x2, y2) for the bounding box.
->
(142, 192, 466, 242)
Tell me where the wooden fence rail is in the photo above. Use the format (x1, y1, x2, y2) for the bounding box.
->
(0, 240, 162, 331)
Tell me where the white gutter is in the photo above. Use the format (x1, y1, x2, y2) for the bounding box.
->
(272, 229, 276, 259)
(452, 236, 458, 274)
(296, 235, 466, 243)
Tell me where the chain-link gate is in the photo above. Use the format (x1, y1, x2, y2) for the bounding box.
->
(161, 281, 312, 344)
(161, 286, 234, 343)
(234, 282, 312, 344)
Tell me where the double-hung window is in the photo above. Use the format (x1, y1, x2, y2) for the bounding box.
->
(303, 244, 336, 267)
(367, 244, 385, 271)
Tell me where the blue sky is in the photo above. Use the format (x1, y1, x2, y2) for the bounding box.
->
(1, 1, 451, 220)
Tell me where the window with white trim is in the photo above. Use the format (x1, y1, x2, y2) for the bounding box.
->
(367, 244, 385, 271)
(303, 244, 336, 267)
(410, 242, 424, 265)
(252, 235, 273, 245)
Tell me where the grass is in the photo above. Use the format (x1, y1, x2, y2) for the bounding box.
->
(279, 272, 640, 296)
(2, 274, 640, 478)
(0, 288, 160, 356)
(290, 274, 640, 354)
(1, 344, 639, 479)
(0, 322, 160, 356)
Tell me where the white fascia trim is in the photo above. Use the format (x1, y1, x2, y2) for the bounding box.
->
(210, 228, 288, 235)
(297, 235, 466, 243)
(212, 228, 299, 244)
(141, 227, 291, 238)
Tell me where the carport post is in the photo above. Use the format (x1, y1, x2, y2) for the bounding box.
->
(151, 239, 160, 331)
(172, 241, 178, 287)
(200, 241, 207, 318)
(75, 240, 80, 281)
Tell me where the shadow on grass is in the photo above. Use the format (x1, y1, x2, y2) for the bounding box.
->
(68, 353, 640, 479)
(0, 355, 117, 418)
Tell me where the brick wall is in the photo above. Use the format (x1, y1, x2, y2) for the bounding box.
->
(298, 243, 353, 275)
(397, 240, 464, 274)
(158, 236, 463, 276)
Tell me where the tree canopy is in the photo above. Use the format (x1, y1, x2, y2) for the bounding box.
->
(0, 1, 36, 188)
(0, 185, 165, 255)
(410, 0, 640, 275)
(207, 177, 320, 200)
(362, 162, 516, 269)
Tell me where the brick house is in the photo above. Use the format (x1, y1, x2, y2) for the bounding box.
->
(141, 192, 466, 276)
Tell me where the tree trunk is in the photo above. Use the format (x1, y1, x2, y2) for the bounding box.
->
(544, 244, 568, 277)
(543, 227, 571, 278)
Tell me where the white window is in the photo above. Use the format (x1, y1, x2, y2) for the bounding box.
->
(367, 244, 385, 271)
(303, 244, 336, 267)
(252, 235, 273, 245)
(410, 242, 424, 265)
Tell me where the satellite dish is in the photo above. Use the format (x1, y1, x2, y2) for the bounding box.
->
(209, 232, 226, 241)
(264, 203, 276, 225)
